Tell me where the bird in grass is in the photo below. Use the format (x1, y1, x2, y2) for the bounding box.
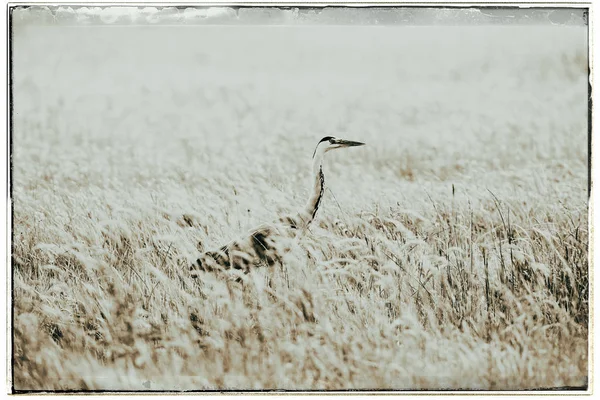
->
(190, 136, 365, 275)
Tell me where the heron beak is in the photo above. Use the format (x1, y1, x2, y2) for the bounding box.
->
(335, 139, 366, 148)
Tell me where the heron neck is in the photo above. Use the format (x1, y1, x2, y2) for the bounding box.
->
(302, 153, 325, 225)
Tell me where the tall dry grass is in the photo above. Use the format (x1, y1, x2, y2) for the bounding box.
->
(11, 23, 588, 390)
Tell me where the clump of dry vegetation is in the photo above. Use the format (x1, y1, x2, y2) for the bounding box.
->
(11, 20, 588, 391)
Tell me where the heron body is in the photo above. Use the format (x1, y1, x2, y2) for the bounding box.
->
(190, 136, 365, 275)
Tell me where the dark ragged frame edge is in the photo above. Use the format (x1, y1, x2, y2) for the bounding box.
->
(5, 2, 593, 395)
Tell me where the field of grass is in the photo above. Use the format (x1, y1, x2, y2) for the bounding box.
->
(11, 22, 589, 391)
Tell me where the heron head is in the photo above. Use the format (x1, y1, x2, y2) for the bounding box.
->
(313, 136, 365, 158)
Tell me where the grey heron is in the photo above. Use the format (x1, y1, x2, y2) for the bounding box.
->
(190, 136, 365, 275)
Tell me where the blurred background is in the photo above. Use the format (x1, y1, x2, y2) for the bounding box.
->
(13, 11, 588, 220)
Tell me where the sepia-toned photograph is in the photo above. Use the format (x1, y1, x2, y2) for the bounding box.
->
(9, 3, 590, 392)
